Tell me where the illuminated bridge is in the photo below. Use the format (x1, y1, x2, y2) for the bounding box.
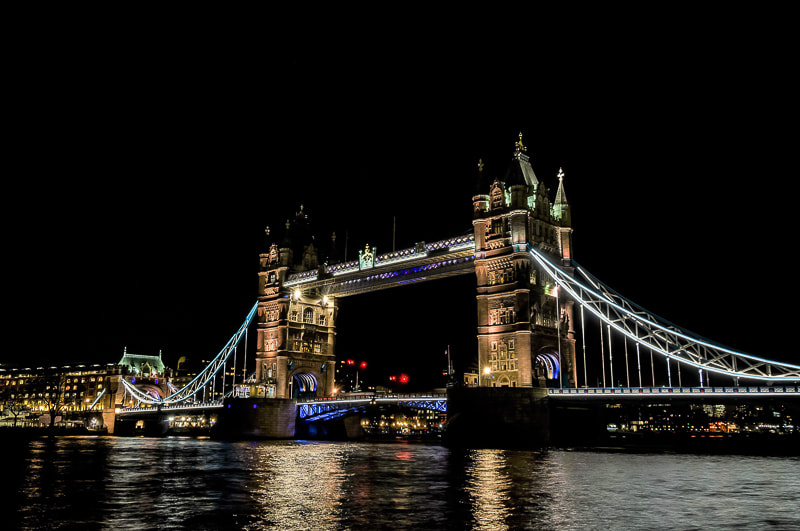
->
(104, 136, 799, 446)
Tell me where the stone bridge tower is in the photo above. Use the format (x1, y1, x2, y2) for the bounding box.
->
(472, 135, 577, 388)
(255, 207, 337, 399)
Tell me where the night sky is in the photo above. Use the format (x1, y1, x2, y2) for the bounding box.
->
(7, 16, 797, 390)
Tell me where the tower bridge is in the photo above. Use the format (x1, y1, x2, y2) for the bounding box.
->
(104, 134, 800, 447)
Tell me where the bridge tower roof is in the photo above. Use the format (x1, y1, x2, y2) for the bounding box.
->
(504, 132, 539, 187)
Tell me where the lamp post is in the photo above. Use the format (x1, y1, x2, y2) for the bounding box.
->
(554, 284, 563, 389)
(483, 366, 491, 387)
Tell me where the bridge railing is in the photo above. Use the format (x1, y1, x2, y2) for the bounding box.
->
(117, 400, 222, 414)
(549, 386, 800, 397)
(118, 401, 226, 414)
(300, 392, 447, 404)
(298, 393, 448, 420)
(285, 234, 476, 288)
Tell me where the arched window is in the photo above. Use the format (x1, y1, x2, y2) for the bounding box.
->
(303, 308, 314, 324)
(491, 186, 504, 209)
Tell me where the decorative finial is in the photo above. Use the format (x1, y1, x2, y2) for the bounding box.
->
(265, 226, 270, 237)
(514, 132, 527, 154)
(557, 167, 565, 181)
(477, 159, 484, 174)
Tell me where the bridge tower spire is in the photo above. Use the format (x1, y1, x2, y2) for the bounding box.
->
(472, 134, 578, 389)
(552, 167, 574, 267)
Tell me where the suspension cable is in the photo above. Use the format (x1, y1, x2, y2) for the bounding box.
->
(529, 247, 800, 381)
(120, 302, 258, 405)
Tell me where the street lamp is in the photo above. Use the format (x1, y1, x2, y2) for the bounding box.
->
(554, 283, 563, 389)
(483, 366, 491, 387)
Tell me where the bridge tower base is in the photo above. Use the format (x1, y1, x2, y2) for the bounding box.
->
(444, 387, 550, 448)
(213, 397, 297, 439)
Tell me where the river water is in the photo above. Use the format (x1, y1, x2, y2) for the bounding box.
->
(5, 436, 799, 530)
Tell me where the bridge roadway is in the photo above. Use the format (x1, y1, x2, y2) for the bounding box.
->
(297, 393, 448, 421)
(116, 385, 799, 417)
(296, 385, 800, 421)
(549, 385, 800, 399)
(117, 401, 224, 415)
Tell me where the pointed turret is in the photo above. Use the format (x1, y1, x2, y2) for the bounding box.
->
(552, 167, 571, 227)
(473, 158, 493, 196)
(472, 158, 492, 218)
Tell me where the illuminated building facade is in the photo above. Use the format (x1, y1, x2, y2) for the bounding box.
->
(472, 135, 577, 388)
(256, 207, 338, 399)
(0, 350, 178, 427)
(0, 364, 122, 424)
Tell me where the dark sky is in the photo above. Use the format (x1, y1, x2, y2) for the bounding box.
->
(7, 14, 797, 389)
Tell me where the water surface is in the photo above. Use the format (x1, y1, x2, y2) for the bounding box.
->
(6, 436, 799, 529)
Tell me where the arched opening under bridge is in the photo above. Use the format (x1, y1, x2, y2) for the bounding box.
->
(534, 350, 561, 388)
(291, 372, 318, 400)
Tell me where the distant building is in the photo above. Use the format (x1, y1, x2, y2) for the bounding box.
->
(463, 372, 479, 387)
(117, 347, 167, 378)
(0, 363, 122, 423)
(0, 348, 178, 424)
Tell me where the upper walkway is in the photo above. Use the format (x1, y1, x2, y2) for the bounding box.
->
(283, 234, 475, 297)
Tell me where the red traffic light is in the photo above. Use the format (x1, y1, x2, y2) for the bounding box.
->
(389, 375, 396, 382)
(359, 361, 368, 370)
(346, 359, 355, 366)
(399, 374, 409, 384)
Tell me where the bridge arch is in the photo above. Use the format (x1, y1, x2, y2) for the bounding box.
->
(534, 349, 561, 386)
(496, 375, 511, 387)
(290, 371, 319, 399)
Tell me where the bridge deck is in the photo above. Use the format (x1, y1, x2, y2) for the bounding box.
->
(298, 393, 448, 420)
(117, 401, 224, 414)
(118, 386, 798, 418)
(549, 386, 800, 399)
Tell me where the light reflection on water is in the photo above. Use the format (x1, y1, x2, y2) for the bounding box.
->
(6, 436, 800, 530)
